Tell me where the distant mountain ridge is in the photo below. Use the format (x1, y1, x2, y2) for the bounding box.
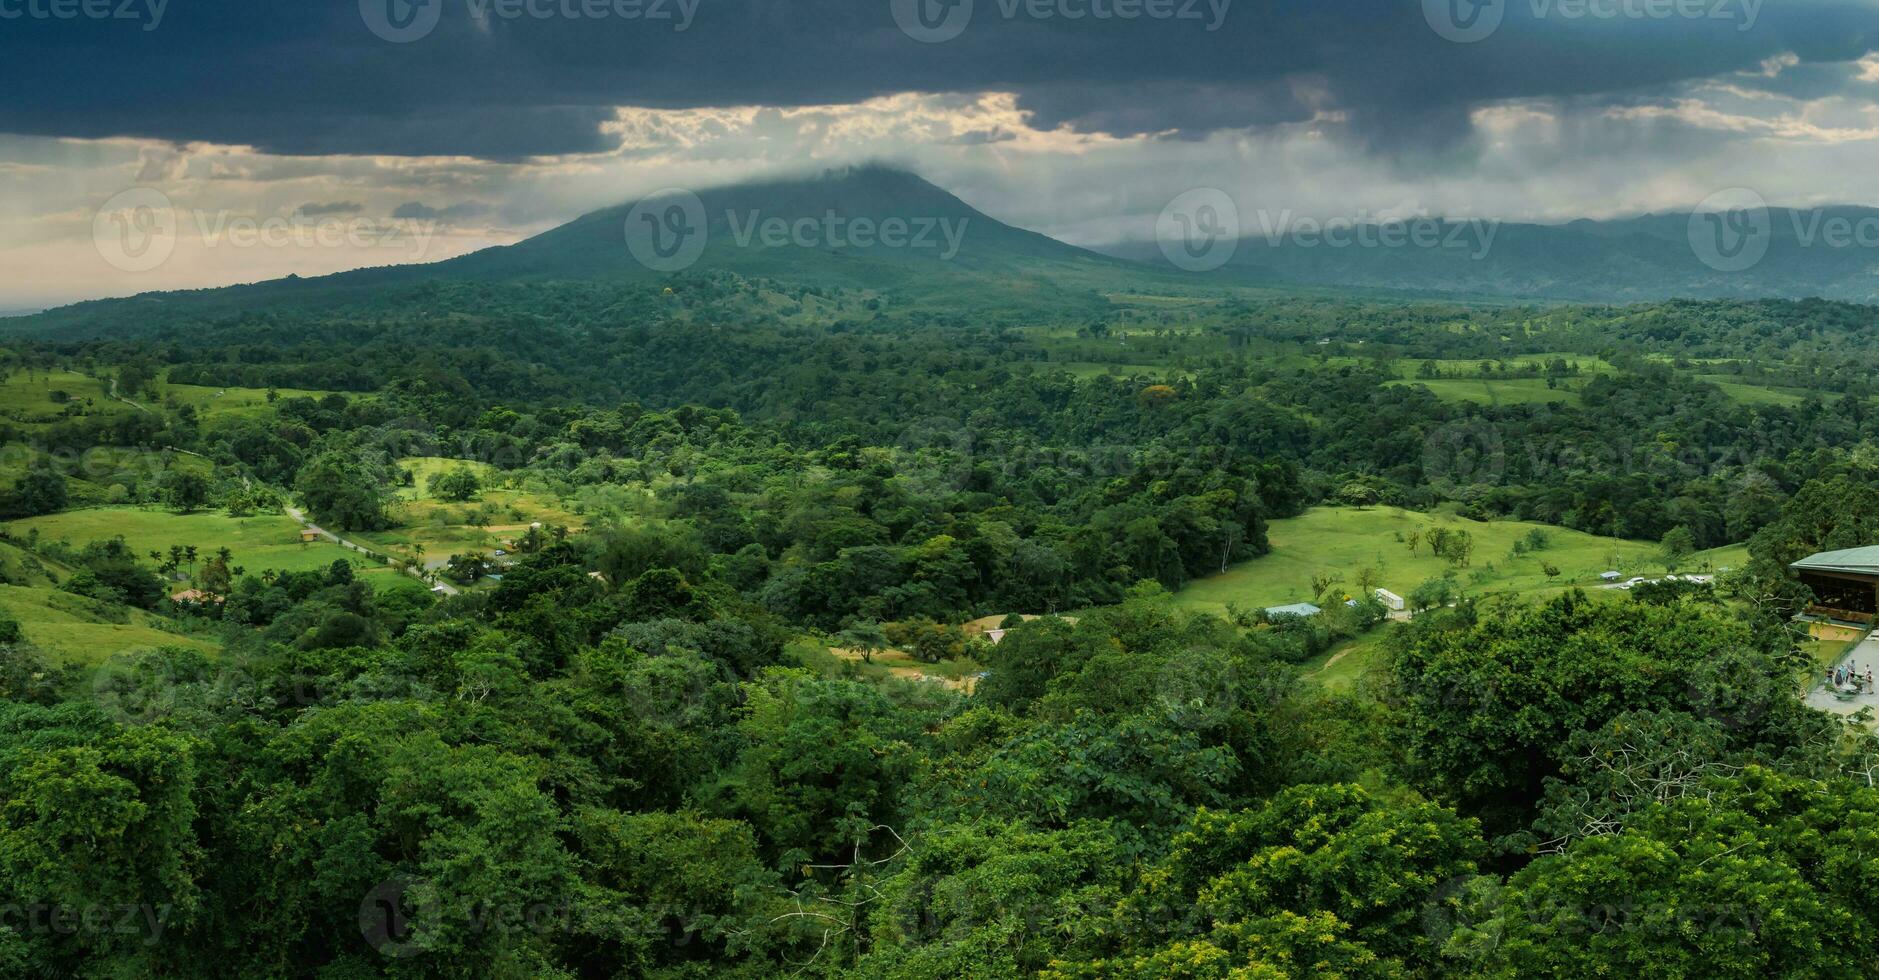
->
(12, 168, 1879, 339)
(13, 166, 1170, 336)
(1096, 206, 1879, 303)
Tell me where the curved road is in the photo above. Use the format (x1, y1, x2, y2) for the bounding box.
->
(283, 505, 459, 596)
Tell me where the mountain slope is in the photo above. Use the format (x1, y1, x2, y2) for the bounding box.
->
(18, 172, 1879, 341)
(458, 165, 1108, 278)
(14, 167, 1192, 338)
(1098, 208, 1879, 303)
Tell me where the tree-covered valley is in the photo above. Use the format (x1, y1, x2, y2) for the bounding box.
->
(1, 261, 1878, 979)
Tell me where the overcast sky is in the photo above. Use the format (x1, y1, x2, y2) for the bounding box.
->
(3, 0, 1877, 308)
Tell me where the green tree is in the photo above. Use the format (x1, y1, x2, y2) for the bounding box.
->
(1055, 784, 1484, 977)
(294, 451, 389, 531)
(1449, 768, 1879, 978)
(1409, 573, 1457, 613)
(445, 552, 490, 584)
(6, 467, 67, 518)
(429, 466, 483, 503)
(158, 470, 211, 514)
(1392, 593, 1798, 834)
(718, 676, 923, 864)
(1660, 525, 1696, 570)
(0, 706, 204, 969)
(837, 620, 890, 664)
(1336, 482, 1380, 510)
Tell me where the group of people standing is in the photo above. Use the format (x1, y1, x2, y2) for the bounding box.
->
(1831, 661, 1874, 694)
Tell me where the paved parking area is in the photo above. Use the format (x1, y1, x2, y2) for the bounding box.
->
(1806, 634, 1879, 717)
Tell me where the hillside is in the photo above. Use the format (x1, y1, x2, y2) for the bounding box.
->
(1173, 506, 1748, 614)
(19, 173, 1879, 345)
(1100, 207, 1879, 303)
(12, 166, 1201, 338)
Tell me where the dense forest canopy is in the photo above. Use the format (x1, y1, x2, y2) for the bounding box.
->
(1, 281, 1878, 978)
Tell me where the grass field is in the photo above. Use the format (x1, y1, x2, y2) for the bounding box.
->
(1266, 352, 1615, 407)
(1053, 362, 1188, 380)
(0, 584, 218, 665)
(1384, 377, 1586, 407)
(353, 458, 584, 565)
(1174, 506, 1746, 614)
(998, 342, 1842, 416)
(1382, 357, 1839, 410)
(4, 367, 335, 430)
(0, 370, 133, 427)
(2, 507, 411, 592)
(157, 381, 335, 420)
(394, 457, 506, 502)
(1693, 376, 1817, 408)
(0, 444, 217, 509)
(7, 507, 354, 572)
(1386, 355, 1616, 379)
(0, 539, 65, 587)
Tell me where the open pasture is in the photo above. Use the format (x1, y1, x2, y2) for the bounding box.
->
(1173, 505, 1744, 615)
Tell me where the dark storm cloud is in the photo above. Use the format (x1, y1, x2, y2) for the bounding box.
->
(0, 0, 1873, 159)
(391, 200, 493, 222)
(296, 201, 366, 217)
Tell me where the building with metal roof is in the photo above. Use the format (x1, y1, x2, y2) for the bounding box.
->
(1792, 547, 1879, 623)
(1264, 602, 1323, 619)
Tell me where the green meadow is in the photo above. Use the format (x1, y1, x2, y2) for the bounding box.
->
(0, 539, 64, 588)
(0, 369, 133, 427)
(2, 507, 409, 592)
(1384, 376, 1587, 407)
(157, 381, 337, 420)
(1173, 505, 1746, 615)
(1692, 376, 1817, 408)
(353, 458, 584, 564)
(394, 456, 506, 501)
(7, 507, 352, 572)
(1051, 361, 1189, 381)
(0, 584, 219, 665)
